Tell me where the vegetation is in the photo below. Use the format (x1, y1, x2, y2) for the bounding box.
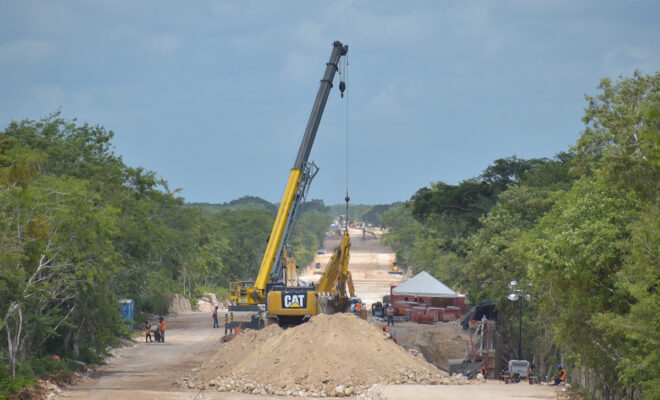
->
(382, 71, 659, 399)
(0, 114, 331, 396)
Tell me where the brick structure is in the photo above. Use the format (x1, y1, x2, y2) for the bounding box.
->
(389, 271, 466, 322)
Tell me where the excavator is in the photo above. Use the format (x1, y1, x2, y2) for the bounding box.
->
(228, 41, 354, 328)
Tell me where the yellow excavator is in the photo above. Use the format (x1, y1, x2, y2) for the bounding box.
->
(229, 41, 353, 328)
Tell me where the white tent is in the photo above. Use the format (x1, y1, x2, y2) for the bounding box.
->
(392, 271, 456, 298)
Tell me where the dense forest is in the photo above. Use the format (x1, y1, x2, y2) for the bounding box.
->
(0, 116, 331, 394)
(381, 72, 659, 399)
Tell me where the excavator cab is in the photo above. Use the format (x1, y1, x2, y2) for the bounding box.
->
(229, 281, 256, 305)
(389, 262, 403, 275)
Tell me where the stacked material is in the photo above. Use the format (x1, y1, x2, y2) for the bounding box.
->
(188, 313, 472, 397)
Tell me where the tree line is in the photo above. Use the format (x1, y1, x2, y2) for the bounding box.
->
(381, 72, 659, 399)
(0, 115, 331, 394)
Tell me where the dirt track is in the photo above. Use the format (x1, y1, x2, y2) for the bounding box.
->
(58, 312, 273, 400)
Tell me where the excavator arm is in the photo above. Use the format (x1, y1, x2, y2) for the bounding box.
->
(314, 230, 353, 313)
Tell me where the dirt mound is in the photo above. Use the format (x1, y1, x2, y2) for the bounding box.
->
(188, 313, 469, 396)
(167, 294, 192, 313)
(195, 293, 225, 312)
(392, 321, 470, 371)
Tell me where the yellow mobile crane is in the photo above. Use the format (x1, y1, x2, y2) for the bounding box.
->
(229, 41, 351, 327)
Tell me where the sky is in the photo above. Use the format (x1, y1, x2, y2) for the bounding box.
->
(1, 1, 659, 205)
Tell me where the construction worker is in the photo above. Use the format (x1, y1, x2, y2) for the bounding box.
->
(500, 365, 509, 383)
(551, 364, 566, 385)
(158, 316, 166, 343)
(212, 306, 219, 328)
(229, 312, 234, 334)
(224, 313, 229, 335)
(387, 303, 394, 326)
(480, 363, 487, 380)
(355, 301, 362, 316)
(144, 320, 153, 342)
(52, 351, 61, 361)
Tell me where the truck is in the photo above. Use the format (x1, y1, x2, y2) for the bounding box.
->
(228, 41, 352, 328)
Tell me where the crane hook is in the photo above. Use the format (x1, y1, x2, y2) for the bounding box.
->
(339, 80, 346, 98)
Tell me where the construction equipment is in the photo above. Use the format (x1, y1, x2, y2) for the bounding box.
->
(449, 315, 496, 377)
(228, 41, 351, 328)
(389, 262, 403, 275)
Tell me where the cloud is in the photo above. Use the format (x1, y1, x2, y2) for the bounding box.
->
(281, 50, 317, 82)
(0, 39, 57, 66)
(361, 81, 418, 124)
(143, 34, 182, 55)
(210, 0, 241, 18)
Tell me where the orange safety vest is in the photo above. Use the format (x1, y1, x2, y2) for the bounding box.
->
(159, 321, 166, 331)
(145, 325, 151, 334)
(53, 354, 61, 361)
(388, 308, 394, 316)
(481, 365, 487, 376)
(356, 303, 362, 312)
(558, 369, 566, 381)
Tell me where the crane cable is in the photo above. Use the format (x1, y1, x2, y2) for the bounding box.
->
(341, 53, 350, 232)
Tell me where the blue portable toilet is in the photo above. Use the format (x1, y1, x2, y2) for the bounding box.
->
(118, 299, 135, 329)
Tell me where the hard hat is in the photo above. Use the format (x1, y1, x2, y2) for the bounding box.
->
(159, 316, 164, 320)
(558, 364, 563, 369)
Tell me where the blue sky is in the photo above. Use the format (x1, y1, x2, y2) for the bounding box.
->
(1, 1, 659, 205)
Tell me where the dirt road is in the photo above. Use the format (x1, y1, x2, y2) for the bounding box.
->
(301, 227, 406, 306)
(58, 312, 271, 400)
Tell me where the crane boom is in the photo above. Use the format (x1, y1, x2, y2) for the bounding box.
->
(230, 41, 348, 306)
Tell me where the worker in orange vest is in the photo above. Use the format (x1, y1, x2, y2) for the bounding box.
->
(551, 364, 566, 385)
(480, 363, 487, 380)
(355, 301, 362, 316)
(158, 316, 166, 343)
(52, 351, 61, 361)
(144, 320, 153, 343)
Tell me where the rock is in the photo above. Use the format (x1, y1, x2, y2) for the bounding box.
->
(335, 384, 345, 397)
(344, 386, 354, 396)
(167, 293, 192, 313)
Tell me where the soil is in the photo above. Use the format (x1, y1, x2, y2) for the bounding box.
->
(167, 293, 192, 313)
(189, 313, 456, 396)
(383, 321, 471, 372)
(371, 381, 561, 399)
